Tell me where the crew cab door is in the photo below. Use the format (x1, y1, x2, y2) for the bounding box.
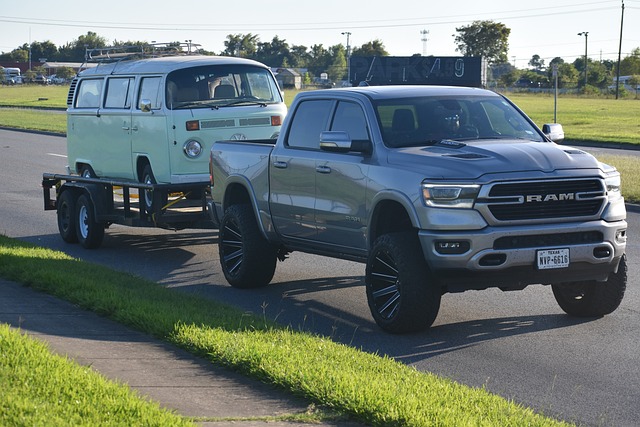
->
(270, 98, 369, 251)
(269, 99, 332, 238)
(314, 100, 369, 250)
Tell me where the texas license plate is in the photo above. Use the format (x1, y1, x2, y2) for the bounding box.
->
(536, 248, 570, 269)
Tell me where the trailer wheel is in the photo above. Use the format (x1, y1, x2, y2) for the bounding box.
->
(219, 204, 277, 288)
(552, 254, 627, 317)
(75, 193, 105, 249)
(57, 190, 78, 243)
(366, 232, 441, 333)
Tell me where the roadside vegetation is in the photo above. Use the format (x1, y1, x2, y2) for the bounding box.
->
(1, 85, 639, 145)
(0, 235, 573, 426)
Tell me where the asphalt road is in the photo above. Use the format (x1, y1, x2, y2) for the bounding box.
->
(1, 129, 639, 427)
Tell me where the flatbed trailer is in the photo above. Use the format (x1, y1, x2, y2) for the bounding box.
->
(42, 173, 216, 249)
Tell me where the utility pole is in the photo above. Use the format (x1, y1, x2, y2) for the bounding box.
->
(615, 0, 625, 100)
(577, 31, 589, 88)
(420, 29, 429, 56)
(341, 32, 351, 83)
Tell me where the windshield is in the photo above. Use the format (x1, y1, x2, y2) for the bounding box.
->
(166, 64, 282, 110)
(374, 95, 545, 148)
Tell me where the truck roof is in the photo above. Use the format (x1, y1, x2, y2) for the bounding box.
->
(317, 85, 497, 100)
(77, 55, 270, 77)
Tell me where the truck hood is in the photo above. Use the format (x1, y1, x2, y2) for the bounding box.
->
(387, 140, 604, 180)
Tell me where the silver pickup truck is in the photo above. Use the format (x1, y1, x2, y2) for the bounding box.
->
(209, 85, 627, 333)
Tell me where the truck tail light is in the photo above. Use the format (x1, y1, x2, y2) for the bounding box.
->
(271, 115, 282, 126)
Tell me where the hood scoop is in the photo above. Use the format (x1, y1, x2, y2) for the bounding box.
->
(563, 149, 588, 155)
(444, 152, 491, 159)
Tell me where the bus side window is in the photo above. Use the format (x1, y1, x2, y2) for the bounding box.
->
(76, 79, 103, 108)
(104, 77, 134, 109)
(138, 76, 162, 110)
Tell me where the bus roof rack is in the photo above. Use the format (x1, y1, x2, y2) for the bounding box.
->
(85, 42, 202, 63)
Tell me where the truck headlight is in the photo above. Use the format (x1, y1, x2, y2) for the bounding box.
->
(605, 174, 621, 199)
(183, 140, 203, 158)
(422, 183, 480, 208)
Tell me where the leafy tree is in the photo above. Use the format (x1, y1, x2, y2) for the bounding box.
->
(256, 36, 290, 67)
(498, 69, 520, 87)
(619, 47, 640, 76)
(0, 48, 28, 62)
(528, 54, 545, 71)
(222, 33, 259, 57)
(351, 40, 388, 57)
(306, 44, 332, 77)
(572, 57, 608, 88)
(327, 48, 347, 82)
(58, 32, 108, 62)
(454, 20, 510, 64)
(55, 66, 75, 80)
(628, 75, 640, 98)
(586, 60, 609, 88)
(554, 62, 579, 88)
(289, 44, 310, 68)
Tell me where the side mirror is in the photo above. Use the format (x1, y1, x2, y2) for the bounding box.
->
(319, 131, 372, 154)
(139, 99, 152, 113)
(542, 123, 565, 143)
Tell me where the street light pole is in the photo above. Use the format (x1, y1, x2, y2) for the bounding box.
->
(577, 31, 589, 88)
(341, 31, 351, 84)
(615, 0, 625, 100)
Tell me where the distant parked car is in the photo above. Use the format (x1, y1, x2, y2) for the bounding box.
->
(34, 75, 50, 84)
(48, 74, 67, 85)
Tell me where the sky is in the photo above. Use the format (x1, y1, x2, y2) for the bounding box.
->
(1, 0, 639, 69)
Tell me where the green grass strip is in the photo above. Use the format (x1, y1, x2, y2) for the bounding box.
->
(0, 324, 193, 426)
(0, 235, 573, 426)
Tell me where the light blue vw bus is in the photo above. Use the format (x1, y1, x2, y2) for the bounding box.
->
(66, 46, 286, 208)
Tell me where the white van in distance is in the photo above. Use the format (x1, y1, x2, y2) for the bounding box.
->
(66, 45, 286, 200)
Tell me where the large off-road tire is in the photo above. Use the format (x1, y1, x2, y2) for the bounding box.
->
(75, 193, 105, 249)
(56, 189, 78, 243)
(552, 254, 627, 317)
(219, 204, 277, 288)
(366, 232, 441, 333)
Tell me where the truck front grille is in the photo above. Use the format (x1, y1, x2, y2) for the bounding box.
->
(483, 179, 606, 221)
(493, 231, 603, 249)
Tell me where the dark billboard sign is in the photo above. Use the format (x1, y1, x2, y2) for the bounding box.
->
(349, 56, 486, 88)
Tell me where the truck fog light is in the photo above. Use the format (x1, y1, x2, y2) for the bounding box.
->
(435, 241, 470, 255)
(183, 140, 203, 158)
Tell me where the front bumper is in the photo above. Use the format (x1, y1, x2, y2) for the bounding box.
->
(419, 219, 627, 291)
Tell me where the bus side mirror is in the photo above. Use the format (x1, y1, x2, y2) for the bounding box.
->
(139, 99, 152, 113)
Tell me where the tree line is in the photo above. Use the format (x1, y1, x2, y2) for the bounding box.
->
(2, 21, 639, 92)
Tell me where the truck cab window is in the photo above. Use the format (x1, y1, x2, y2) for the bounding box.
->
(286, 100, 333, 149)
(330, 101, 369, 141)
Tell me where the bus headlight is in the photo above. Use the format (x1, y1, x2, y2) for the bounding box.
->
(183, 140, 203, 158)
